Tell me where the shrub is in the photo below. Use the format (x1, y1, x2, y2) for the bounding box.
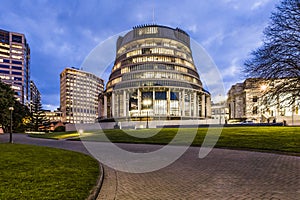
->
(54, 126, 65, 132)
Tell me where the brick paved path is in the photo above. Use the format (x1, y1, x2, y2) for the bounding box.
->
(97, 143, 299, 200)
(1, 134, 299, 199)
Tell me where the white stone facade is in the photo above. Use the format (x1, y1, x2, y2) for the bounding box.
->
(227, 78, 300, 125)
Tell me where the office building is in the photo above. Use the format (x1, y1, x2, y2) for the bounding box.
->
(44, 108, 62, 122)
(0, 29, 30, 105)
(60, 67, 104, 123)
(99, 24, 211, 121)
(29, 80, 40, 112)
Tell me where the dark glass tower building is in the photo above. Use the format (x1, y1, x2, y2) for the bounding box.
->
(0, 29, 30, 105)
(99, 25, 211, 120)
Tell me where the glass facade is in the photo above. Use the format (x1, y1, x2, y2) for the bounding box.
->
(0, 29, 30, 105)
(99, 25, 211, 120)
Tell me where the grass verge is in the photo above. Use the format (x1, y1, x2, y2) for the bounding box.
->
(0, 144, 99, 200)
(30, 126, 300, 154)
(29, 131, 79, 140)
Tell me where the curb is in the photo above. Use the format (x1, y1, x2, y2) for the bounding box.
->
(86, 162, 104, 200)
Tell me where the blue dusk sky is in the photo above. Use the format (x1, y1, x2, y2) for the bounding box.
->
(0, 0, 280, 110)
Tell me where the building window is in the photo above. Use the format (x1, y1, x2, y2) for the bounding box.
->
(0, 70, 9, 74)
(170, 92, 179, 100)
(138, 27, 158, 36)
(253, 96, 258, 102)
(0, 31, 9, 44)
(12, 60, 22, 65)
(12, 71, 22, 75)
(253, 106, 258, 114)
(142, 92, 153, 109)
(129, 90, 138, 111)
(155, 91, 167, 100)
(12, 66, 22, 70)
(14, 77, 22, 81)
(12, 35, 23, 43)
(0, 64, 9, 69)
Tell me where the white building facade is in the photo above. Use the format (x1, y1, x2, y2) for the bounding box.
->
(227, 78, 300, 125)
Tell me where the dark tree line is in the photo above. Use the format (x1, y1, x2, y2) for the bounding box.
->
(244, 0, 300, 106)
(0, 81, 30, 133)
(0, 81, 48, 133)
(31, 95, 49, 131)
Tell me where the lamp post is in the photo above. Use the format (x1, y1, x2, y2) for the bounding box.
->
(146, 109, 149, 129)
(142, 99, 152, 129)
(9, 107, 14, 143)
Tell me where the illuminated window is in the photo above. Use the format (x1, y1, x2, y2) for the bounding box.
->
(138, 27, 158, 35)
(12, 44, 22, 49)
(12, 55, 22, 59)
(11, 49, 22, 54)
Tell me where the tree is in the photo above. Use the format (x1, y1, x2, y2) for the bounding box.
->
(244, 0, 300, 106)
(30, 96, 49, 131)
(13, 100, 31, 132)
(0, 81, 30, 133)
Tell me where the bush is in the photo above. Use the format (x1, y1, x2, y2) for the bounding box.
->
(54, 126, 65, 132)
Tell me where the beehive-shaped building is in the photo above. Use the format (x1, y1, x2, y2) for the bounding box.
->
(99, 25, 211, 121)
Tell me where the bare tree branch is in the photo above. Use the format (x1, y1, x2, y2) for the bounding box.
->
(244, 0, 300, 106)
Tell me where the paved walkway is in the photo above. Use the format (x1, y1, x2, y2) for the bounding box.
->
(97, 143, 299, 200)
(1, 133, 299, 199)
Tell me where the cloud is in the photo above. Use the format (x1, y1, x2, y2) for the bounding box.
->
(43, 104, 59, 111)
(202, 32, 226, 47)
(221, 58, 241, 77)
(251, 0, 272, 10)
(0, 0, 280, 107)
(186, 24, 198, 34)
(41, 93, 60, 111)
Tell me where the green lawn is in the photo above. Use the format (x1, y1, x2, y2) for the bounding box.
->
(0, 144, 99, 200)
(29, 126, 300, 154)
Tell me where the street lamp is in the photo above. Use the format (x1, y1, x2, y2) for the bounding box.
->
(142, 99, 152, 129)
(260, 84, 267, 91)
(9, 107, 14, 143)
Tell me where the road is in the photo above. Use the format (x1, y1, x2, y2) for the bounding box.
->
(1, 133, 299, 199)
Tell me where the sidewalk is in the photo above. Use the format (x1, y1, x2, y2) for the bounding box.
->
(1, 133, 299, 199)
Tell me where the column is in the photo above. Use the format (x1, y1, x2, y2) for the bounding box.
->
(153, 90, 155, 117)
(193, 92, 197, 117)
(111, 92, 115, 118)
(104, 95, 107, 118)
(178, 90, 181, 117)
(138, 89, 141, 116)
(182, 90, 185, 117)
(123, 90, 127, 118)
(167, 89, 170, 117)
(201, 94, 206, 117)
(206, 95, 211, 118)
(189, 93, 192, 117)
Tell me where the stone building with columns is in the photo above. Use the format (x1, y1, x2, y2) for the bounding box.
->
(227, 78, 300, 125)
(98, 25, 211, 122)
